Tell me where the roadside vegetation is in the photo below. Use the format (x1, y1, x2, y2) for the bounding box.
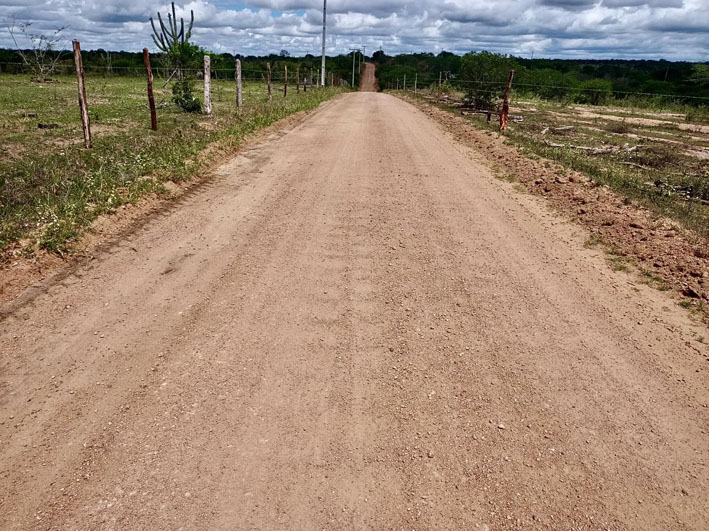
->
(0, 73, 344, 257)
(0, 3, 354, 259)
(378, 50, 709, 236)
(431, 93, 708, 236)
(374, 50, 709, 119)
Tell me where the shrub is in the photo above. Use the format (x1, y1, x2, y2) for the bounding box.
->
(575, 79, 613, 106)
(460, 51, 516, 109)
(172, 80, 201, 113)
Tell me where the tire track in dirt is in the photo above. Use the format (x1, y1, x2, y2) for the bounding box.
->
(1, 92, 707, 530)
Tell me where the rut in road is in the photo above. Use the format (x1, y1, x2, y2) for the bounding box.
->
(1, 92, 708, 530)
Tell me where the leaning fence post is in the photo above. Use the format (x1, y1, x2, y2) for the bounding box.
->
(500, 69, 515, 132)
(284, 64, 288, 97)
(72, 40, 91, 148)
(204, 55, 212, 115)
(236, 58, 243, 108)
(143, 48, 157, 131)
(267, 62, 272, 100)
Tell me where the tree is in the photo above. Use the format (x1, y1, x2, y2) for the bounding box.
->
(575, 79, 613, 105)
(690, 64, 709, 87)
(150, 2, 201, 112)
(279, 49, 290, 57)
(460, 51, 516, 109)
(6, 19, 65, 82)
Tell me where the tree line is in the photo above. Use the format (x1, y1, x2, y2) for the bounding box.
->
(373, 50, 709, 107)
(0, 47, 359, 84)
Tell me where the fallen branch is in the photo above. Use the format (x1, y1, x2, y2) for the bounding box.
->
(543, 141, 641, 156)
(461, 110, 523, 122)
(620, 161, 650, 170)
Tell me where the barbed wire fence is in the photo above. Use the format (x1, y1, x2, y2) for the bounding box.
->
(385, 70, 709, 131)
(0, 42, 351, 149)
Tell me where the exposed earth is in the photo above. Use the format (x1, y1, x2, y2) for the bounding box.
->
(1, 73, 708, 529)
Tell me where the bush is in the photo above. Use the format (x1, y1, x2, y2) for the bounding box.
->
(172, 80, 201, 113)
(460, 51, 516, 109)
(575, 79, 613, 106)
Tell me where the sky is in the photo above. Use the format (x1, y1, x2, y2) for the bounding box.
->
(1, 0, 708, 61)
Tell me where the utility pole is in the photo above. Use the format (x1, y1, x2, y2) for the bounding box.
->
(350, 48, 359, 87)
(321, 0, 327, 86)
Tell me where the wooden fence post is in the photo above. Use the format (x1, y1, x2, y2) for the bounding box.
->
(296, 65, 300, 94)
(414, 73, 417, 93)
(72, 40, 91, 148)
(330, 72, 333, 86)
(403, 74, 406, 91)
(143, 48, 157, 131)
(236, 58, 243, 108)
(500, 69, 515, 132)
(438, 71, 442, 97)
(267, 62, 272, 100)
(284, 64, 288, 97)
(204, 55, 212, 115)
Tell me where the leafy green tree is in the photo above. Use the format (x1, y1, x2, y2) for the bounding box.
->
(690, 64, 709, 87)
(460, 51, 516, 109)
(575, 79, 613, 105)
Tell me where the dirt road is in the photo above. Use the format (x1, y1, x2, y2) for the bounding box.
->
(360, 63, 377, 92)
(1, 92, 708, 530)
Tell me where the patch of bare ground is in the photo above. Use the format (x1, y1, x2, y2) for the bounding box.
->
(572, 109, 709, 134)
(399, 94, 709, 314)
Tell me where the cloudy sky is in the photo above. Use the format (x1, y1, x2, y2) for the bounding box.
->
(1, 0, 707, 60)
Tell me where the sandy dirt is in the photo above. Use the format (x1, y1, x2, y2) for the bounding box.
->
(360, 63, 378, 92)
(404, 94, 709, 306)
(1, 92, 708, 530)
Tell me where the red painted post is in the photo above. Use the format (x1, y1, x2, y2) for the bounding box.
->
(500, 69, 515, 132)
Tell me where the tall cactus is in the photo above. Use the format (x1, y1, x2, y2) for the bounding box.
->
(149, 2, 200, 112)
(150, 2, 194, 54)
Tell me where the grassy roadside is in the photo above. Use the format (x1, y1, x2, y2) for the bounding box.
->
(396, 90, 709, 237)
(0, 74, 345, 258)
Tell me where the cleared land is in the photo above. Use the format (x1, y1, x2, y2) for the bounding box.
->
(412, 88, 709, 235)
(1, 89, 708, 530)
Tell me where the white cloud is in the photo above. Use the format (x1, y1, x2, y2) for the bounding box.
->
(0, 0, 706, 60)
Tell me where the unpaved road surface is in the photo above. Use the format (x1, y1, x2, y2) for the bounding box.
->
(360, 63, 377, 92)
(1, 92, 708, 530)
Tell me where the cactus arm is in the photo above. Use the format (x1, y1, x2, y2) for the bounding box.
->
(150, 16, 168, 51)
(151, 34, 166, 52)
(158, 12, 171, 45)
(186, 10, 194, 40)
(171, 3, 178, 39)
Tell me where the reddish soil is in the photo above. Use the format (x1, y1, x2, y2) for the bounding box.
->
(360, 62, 378, 92)
(401, 94, 709, 307)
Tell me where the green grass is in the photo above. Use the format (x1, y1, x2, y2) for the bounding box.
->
(0, 74, 345, 256)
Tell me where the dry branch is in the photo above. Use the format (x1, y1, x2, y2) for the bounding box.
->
(543, 141, 641, 155)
